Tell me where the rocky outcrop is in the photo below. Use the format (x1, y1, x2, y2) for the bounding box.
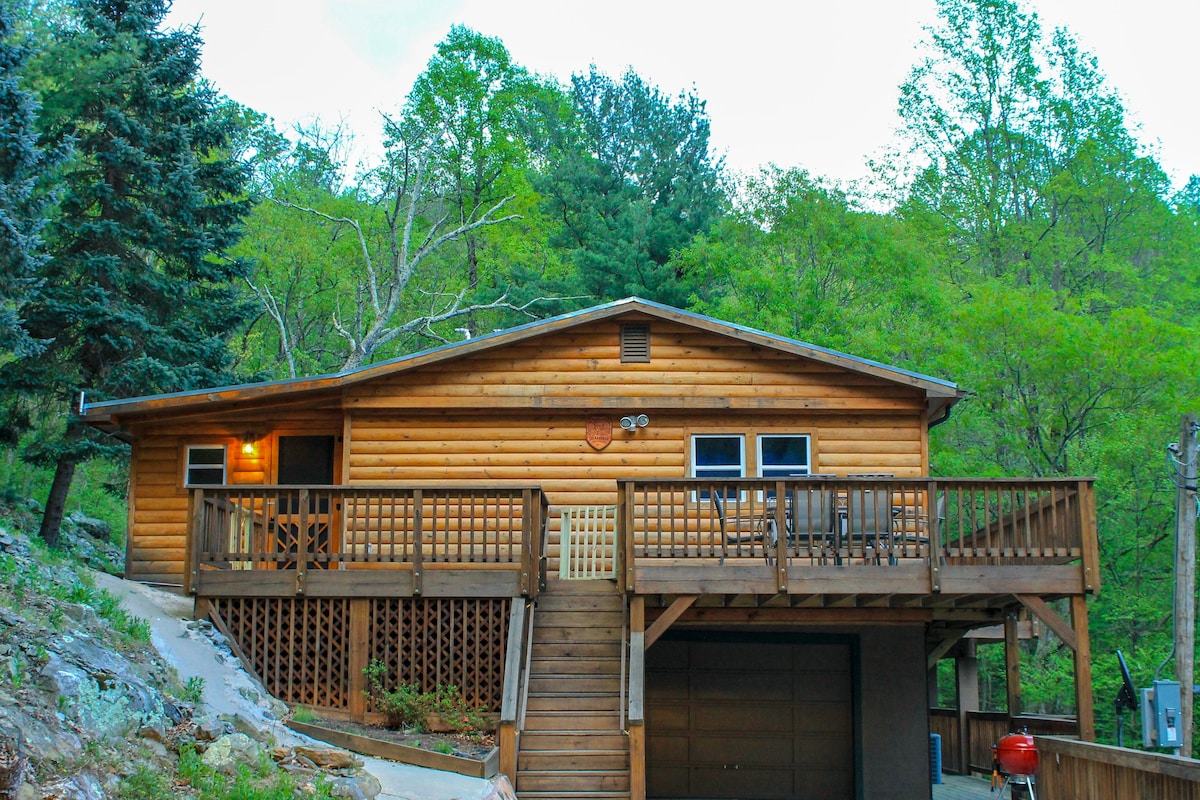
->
(0, 523, 380, 799)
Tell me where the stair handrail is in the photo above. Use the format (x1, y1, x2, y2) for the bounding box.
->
(518, 602, 536, 732)
(620, 593, 629, 730)
(499, 598, 531, 780)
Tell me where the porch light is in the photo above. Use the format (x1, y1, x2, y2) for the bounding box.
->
(620, 414, 650, 431)
(240, 433, 259, 456)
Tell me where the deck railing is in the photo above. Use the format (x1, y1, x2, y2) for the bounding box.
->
(617, 477, 1097, 595)
(188, 485, 548, 598)
(931, 709, 1078, 773)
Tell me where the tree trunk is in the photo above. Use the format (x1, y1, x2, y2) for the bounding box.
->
(39, 451, 78, 549)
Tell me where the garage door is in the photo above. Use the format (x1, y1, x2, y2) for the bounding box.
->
(646, 634, 854, 800)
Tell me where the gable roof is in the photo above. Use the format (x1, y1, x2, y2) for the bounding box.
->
(81, 297, 961, 425)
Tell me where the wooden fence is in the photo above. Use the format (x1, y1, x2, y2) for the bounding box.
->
(929, 709, 1078, 774)
(1035, 736, 1200, 799)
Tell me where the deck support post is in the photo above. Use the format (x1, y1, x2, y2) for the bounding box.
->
(348, 598, 369, 722)
(955, 641, 979, 775)
(412, 489, 424, 596)
(1004, 612, 1021, 730)
(629, 596, 645, 800)
(520, 489, 533, 596)
(295, 488, 309, 596)
(188, 489, 204, 595)
(1071, 595, 1095, 741)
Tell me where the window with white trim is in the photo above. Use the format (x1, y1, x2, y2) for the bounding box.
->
(691, 434, 745, 500)
(184, 445, 227, 486)
(757, 434, 811, 478)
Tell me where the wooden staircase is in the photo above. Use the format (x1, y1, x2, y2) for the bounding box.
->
(516, 577, 630, 799)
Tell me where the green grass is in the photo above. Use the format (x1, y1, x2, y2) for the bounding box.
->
(176, 743, 335, 800)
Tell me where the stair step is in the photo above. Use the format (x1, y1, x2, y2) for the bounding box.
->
(541, 578, 621, 594)
(516, 770, 630, 791)
(535, 593, 622, 612)
(526, 693, 621, 712)
(530, 657, 621, 675)
(528, 674, 621, 693)
(524, 710, 623, 731)
(519, 731, 629, 751)
(532, 625, 623, 643)
(530, 642, 622, 659)
(518, 749, 629, 771)
(533, 610, 624, 628)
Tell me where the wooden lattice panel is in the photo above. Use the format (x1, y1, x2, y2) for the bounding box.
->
(211, 597, 351, 709)
(369, 598, 510, 711)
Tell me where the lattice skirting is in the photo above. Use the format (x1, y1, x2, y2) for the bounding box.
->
(209, 597, 511, 712)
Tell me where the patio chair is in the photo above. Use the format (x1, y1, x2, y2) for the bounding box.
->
(712, 491, 769, 563)
(845, 489, 895, 565)
(785, 487, 839, 561)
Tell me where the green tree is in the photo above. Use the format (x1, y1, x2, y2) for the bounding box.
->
(0, 5, 53, 361)
(2, 0, 253, 545)
(539, 67, 725, 306)
(680, 167, 944, 366)
(400, 26, 565, 311)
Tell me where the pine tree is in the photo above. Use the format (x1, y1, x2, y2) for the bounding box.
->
(0, 5, 51, 360)
(2, 0, 254, 545)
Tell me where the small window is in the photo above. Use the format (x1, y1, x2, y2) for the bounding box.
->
(621, 324, 651, 363)
(692, 434, 745, 499)
(758, 435, 811, 478)
(185, 445, 227, 486)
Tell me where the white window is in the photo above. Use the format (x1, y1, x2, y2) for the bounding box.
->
(185, 445, 227, 486)
(757, 435, 811, 478)
(691, 435, 745, 499)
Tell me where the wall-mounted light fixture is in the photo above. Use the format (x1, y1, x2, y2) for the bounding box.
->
(619, 414, 650, 431)
(240, 432, 259, 456)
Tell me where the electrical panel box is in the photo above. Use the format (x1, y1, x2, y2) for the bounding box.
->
(1140, 680, 1183, 749)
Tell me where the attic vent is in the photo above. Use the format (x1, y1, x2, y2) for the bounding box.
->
(621, 324, 651, 363)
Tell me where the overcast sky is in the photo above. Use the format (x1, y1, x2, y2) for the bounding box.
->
(164, 0, 1198, 190)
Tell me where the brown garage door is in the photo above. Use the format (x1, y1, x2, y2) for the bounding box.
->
(646, 635, 854, 800)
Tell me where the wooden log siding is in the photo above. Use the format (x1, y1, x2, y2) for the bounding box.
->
(189, 486, 548, 598)
(346, 410, 927, 573)
(342, 322, 931, 412)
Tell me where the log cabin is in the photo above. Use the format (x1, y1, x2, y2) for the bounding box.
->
(82, 297, 1099, 800)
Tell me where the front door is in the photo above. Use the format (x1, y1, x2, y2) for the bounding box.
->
(646, 633, 855, 800)
(275, 435, 337, 566)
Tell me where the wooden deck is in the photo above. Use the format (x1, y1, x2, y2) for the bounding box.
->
(186, 478, 1096, 610)
(933, 774, 994, 799)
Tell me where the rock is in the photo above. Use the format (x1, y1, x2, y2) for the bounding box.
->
(136, 722, 166, 743)
(62, 604, 98, 626)
(193, 717, 228, 742)
(66, 512, 110, 542)
(292, 745, 362, 770)
(328, 773, 382, 800)
(223, 712, 269, 743)
(37, 655, 88, 700)
(481, 774, 518, 800)
(200, 733, 260, 775)
(40, 772, 105, 800)
(161, 699, 184, 726)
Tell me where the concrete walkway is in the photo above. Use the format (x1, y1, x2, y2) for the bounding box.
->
(93, 572, 498, 800)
